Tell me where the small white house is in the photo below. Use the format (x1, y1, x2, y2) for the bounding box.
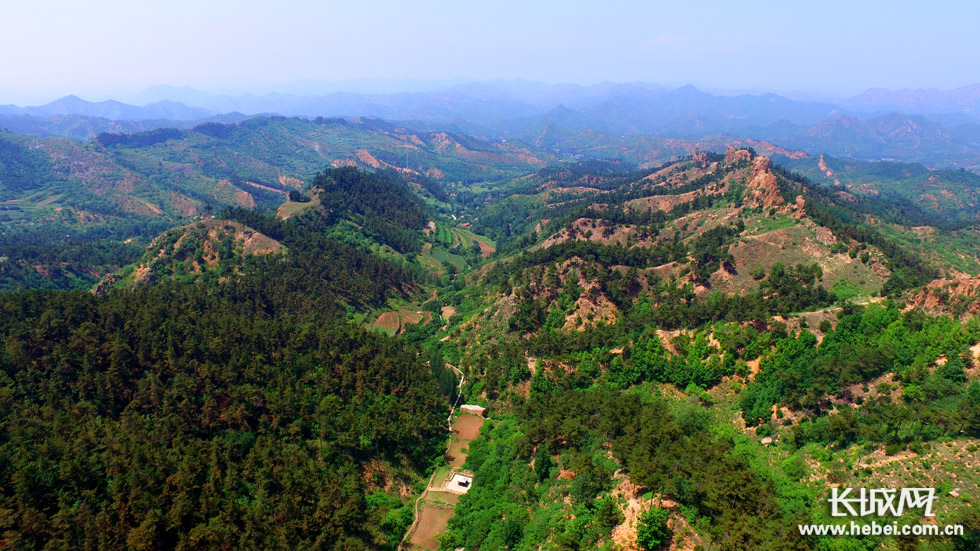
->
(448, 473, 473, 494)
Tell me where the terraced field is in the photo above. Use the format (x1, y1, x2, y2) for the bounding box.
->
(372, 307, 433, 335)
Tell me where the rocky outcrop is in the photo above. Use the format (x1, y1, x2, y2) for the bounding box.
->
(815, 226, 837, 245)
(907, 276, 980, 318)
(691, 147, 710, 168)
(794, 195, 806, 219)
(91, 273, 120, 295)
(724, 146, 752, 166)
(743, 156, 786, 212)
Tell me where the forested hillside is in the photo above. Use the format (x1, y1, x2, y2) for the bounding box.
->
(5, 126, 980, 550)
(417, 149, 980, 550)
(0, 285, 446, 549)
(0, 169, 461, 548)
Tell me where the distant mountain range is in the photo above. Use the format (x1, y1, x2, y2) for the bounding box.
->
(0, 95, 216, 120)
(4, 82, 980, 169)
(845, 83, 980, 114)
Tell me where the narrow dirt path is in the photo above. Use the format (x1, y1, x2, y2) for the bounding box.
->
(400, 364, 466, 550)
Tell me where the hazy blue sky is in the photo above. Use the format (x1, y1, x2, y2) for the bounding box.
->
(1, 0, 977, 104)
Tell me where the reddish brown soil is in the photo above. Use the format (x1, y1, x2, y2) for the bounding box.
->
(373, 311, 400, 331)
(408, 504, 454, 550)
(453, 414, 484, 440)
(446, 441, 469, 468)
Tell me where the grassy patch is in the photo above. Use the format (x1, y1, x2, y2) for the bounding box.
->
(432, 466, 452, 487)
(745, 214, 797, 236)
(276, 199, 316, 219)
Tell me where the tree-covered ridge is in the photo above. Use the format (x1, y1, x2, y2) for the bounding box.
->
(109, 218, 284, 289)
(0, 277, 447, 549)
(466, 147, 945, 344)
(0, 133, 60, 200)
(0, 231, 144, 291)
(309, 167, 429, 254)
(459, 151, 871, 355)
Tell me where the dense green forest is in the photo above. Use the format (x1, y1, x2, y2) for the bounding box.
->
(0, 166, 461, 549)
(0, 236, 451, 549)
(309, 166, 429, 254)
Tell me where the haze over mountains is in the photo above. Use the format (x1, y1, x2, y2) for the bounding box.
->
(5, 81, 980, 170)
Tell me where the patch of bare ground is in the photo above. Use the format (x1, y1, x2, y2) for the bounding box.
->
(440, 305, 455, 321)
(789, 308, 840, 344)
(397, 309, 424, 330)
(445, 441, 469, 468)
(278, 175, 303, 188)
(970, 343, 980, 378)
(373, 311, 400, 332)
(670, 208, 742, 243)
(453, 413, 484, 441)
(543, 185, 602, 197)
(167, 192, 199, 217)
(853, 447, 920, 470)
(132, 264, 149, 283)
(627, 191, 700, 213)
(642, 161, 686, 182)
(212, 179, 256, 208)
(355, 149, 382, 168)
(445, 414, 485, 468)
(527, 357, 538, 375)
(609, 471, 702, 551)
(644, 261, 684, 283)
(655, 329, 683, 354)
(407, 504, 454, 550)
(122, 197, 163, 216)
(835, 372, 905, 407)
(240, 180, 288, 196)
(362, 460, 413, 496)
(235, 224, 281, 255)
(372, 308, 431, 335)
(474, 237, 495, 258)
(912, 225, 937, 239)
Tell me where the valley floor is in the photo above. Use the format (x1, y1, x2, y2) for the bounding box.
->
(404, 411, 486, 550)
